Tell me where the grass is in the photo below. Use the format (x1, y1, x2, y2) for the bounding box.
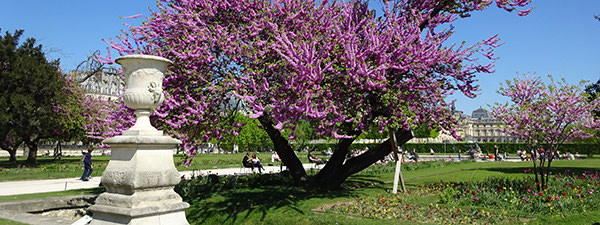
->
(0, 155, 111, 181)
(179, 158, 600, 225)
(174, 152, 312, 170)
(1, 156, 599, 224)
(0, 152, 314, 182)
(0, 218, 27, 225)
(0, 187, 105, 203)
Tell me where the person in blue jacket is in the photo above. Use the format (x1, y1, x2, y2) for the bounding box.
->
(80, 147, 94, 181)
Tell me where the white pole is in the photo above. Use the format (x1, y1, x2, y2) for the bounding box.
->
(390, 129, 406, 194)
(392, 151, 401, 194)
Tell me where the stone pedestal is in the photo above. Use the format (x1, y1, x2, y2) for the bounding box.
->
(89, 55, 189, 225)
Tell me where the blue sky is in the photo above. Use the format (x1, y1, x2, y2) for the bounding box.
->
(1, 1, 599, 115)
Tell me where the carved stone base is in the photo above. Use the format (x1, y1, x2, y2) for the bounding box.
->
(89, 135, 188, 225)
(90, 202, 189, 225)
(91, 54, 189, 225)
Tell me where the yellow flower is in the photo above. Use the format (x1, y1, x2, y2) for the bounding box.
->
(503, 187, 506, 190)
(550, 207, 553, 210)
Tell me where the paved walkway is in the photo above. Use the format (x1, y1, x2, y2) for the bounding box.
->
(0, 164, 324, 196)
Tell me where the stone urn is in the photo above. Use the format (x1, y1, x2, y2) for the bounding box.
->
(89, 55, 189, 225)
(119, 54, 169, 136)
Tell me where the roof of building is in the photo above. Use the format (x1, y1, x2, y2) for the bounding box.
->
(471, 107, 490, 119)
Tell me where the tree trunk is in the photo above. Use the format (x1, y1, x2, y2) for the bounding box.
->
(258, 115, 308, 185)
(315, 137, 355, 185)
(318, 129, 413, 190)
(3, 148, 17, 162)
(0, 140, 22, 163)
(0, 146, 17, 162)
(528, 148, 540, 191)
(26, 141, 38, 164)
(9, 150, 17, 162)
(539, 156, 546, 189)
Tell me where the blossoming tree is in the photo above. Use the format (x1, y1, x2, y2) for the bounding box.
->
(491, 75, 600, 190)
(99, 0, 531, 189)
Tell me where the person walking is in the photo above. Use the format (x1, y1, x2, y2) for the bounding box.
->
(80, 147, 94, 181)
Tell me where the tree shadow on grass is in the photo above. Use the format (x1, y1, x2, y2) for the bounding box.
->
(183, 173, 382, 224)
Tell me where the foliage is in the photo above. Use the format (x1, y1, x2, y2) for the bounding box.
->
(412, 123, 440, 139)
(585, 78, 600, 118)
(175, 172, 298, 201)
(310, 142, 600, 155)
(0, 29, 68, 163)
(491, 75, 600, 190)
(583, 78, 600, 157)
(99, 0, 532, 186)
(217, 113, 273, 152)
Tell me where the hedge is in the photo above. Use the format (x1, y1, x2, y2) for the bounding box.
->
(308, 142, 599, 156)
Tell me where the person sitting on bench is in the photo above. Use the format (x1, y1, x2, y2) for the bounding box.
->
(242, 152, 255, 172)
(251, 153, 265, 173)
(271, 151, 285, 170)
(308, 151, 325, 165)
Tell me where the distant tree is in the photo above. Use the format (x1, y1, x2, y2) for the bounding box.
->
(491, 75, 600, 190)
(413, 123, 440, 139)
(0, 131, 22, 162)
(0, 29, 68, 164)
(219, 112, 273, 152)
(585, 78, 600, 117)
(583, 78, 600, 157)
(101, 0, 532, 189)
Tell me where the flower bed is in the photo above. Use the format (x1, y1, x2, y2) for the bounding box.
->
(450, 170, 599, 215)
(331, 191, 516, 224)
(332, 170, 599, 223)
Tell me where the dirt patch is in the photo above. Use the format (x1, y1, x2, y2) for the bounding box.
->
(37, 208, 87, 222)
(312, 201, 351, 213)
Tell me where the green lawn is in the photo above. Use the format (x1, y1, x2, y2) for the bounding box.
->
(0, 218, 27, 225)
(0, 152, 314, 182)
(0, 187, 104, 203)
(1, 157, 599, 224)
(180, 159, 600, 225)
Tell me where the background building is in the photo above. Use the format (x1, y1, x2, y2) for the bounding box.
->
(408, 106, 520, 144)
(69, 68, 123, 100)
(459, 107, 519, 143)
